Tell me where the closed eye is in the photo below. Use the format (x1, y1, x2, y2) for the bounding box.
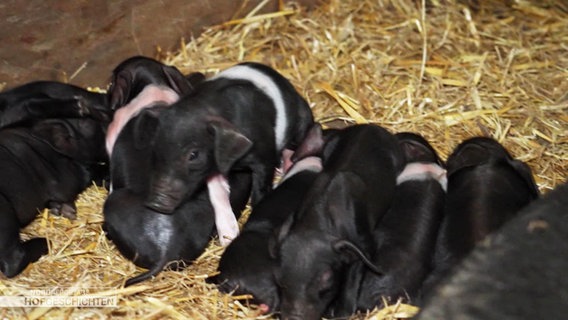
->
(188, 150, 199, 161)
(273, 273, 286, 289)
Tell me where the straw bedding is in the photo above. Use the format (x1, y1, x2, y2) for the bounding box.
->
(2, 0, 567, 319)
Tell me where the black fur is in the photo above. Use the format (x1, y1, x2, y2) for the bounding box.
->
(107, 56, 202, 110)
(271, 124, 405, 320)
(423, 137, 539, 293)
(346, 133, 446, 314)
(103, 106, 251, 286)
(0, 117, 107, 277)
(139, 62, 314, 214)
(209, 155, 322, 312)
(0, 81, 109, 128)
(418, 181, 567, 320)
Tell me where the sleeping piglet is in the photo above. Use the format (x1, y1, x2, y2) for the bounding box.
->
(208, 124, 324, 313)
(0, 81, 110, 129)
(417, 181, 568, 320)
(138, 62, 314, 246)
(104, 57, 249, 247)
(271, 124, 405, 320)
(424, 137, 539, 292)
(0, 117, 107, 278)
(348, 132, 447, 313)
(103, 173, 251, 286)
(104, 104, 252, 286)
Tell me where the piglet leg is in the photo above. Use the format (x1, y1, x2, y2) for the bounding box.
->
(279, 148, 295, 175)
(207, 174, 239, 246)
(47, 201, 78, 220)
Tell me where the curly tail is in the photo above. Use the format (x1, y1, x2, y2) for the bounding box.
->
(125, 257, 169, 287)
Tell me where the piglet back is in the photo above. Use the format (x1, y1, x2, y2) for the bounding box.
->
(427, 137, 539, 292)
(211, 62, 314, 152)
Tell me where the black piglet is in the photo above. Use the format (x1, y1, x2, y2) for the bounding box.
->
(0, 81, 110, 128)
(0, 117, 107, 278)
(209, 125, 325, 314)
(357, 133, 447, 308)
(423, 136, 539, 293)
(330, 132, 447, 316)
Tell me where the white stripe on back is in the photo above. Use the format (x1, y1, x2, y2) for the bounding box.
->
(211, 65, 288, 150)
(396, 162, 448, 191)
(278, 156, 322, 185)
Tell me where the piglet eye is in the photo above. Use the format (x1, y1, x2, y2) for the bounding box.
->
(188, 150, 199, 161)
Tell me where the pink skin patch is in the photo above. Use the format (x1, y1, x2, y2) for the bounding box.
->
(105, 84, 180, 156)
(278, 156, 323, 185)
(281, 148, 295, 174)
(396, 162, 448, 191)
(207, 174, 240, 247)
(274, 149, 296, 185)
(258, 303, 270, 314)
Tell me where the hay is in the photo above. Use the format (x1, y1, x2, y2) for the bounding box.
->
(3, 0, 567, 319)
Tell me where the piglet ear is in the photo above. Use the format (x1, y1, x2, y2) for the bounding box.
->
(186, 72, 206, 88)
(447, 141, 489, 175)
(333, 240, 383, 275)
(208, 119, 253, 175)
(162, 65, 195, 96)
(108, 71, 131, 110)
(32, 119, 80, 158)
(508, 159, 540, 198)
(291, 123, 324, 163)
(327, 262, 365, 318)
(132, 108, 161, 149)
(397, 132, 442, 165)
(268, 214, 295, 259)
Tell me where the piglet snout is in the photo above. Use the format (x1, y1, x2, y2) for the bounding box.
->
(258, 303, 271, 315)
(280, 300, 321, 320)
(145, 174, 187, 214)
(144, 193, 179, 214)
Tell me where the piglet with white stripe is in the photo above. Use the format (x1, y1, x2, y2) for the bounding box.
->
(208, 124, 324, 313)
(272, 124, 405, 320)
(211, 155, 323, 312)
(345, 133, 447, 313)
(138, 62, 314, 246)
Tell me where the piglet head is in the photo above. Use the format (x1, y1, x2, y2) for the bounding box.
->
(30, 117, 108, 185)
(31, 118, 107, 164)
(274, 231, 345, 320)
(447, 136, 539, 197)
(446, 137, 511, 175)
(143, 107, 252, 214)
(271, 171, 383, 320)
(273, 226, 381, 320)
